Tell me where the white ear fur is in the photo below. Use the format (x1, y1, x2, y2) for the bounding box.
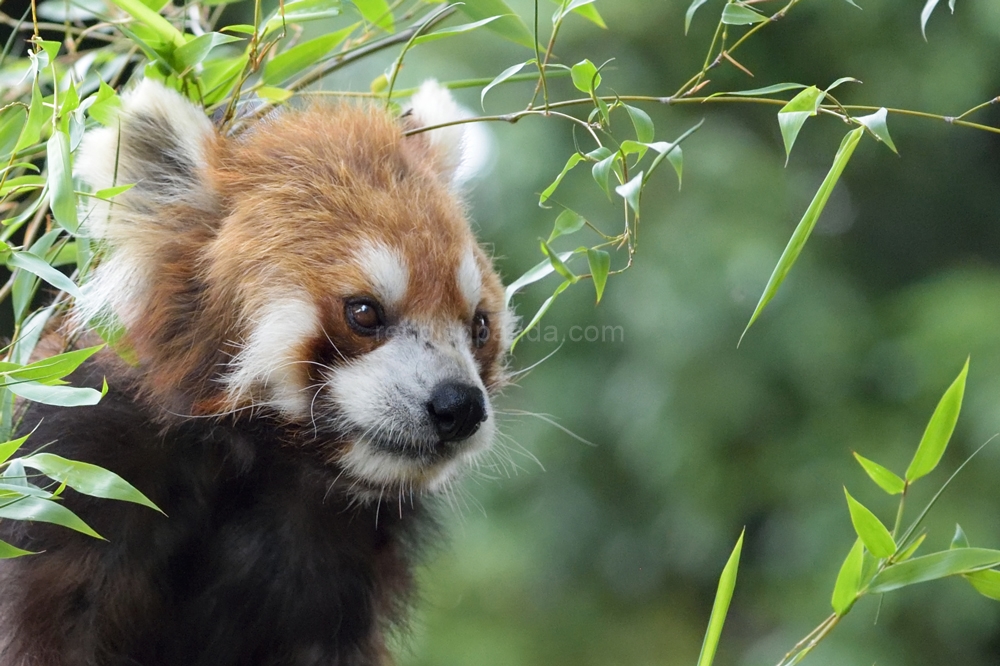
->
(73, 78, 216, 330)
(407, 79, 490, 187)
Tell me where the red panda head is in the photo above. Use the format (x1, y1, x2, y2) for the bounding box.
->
(74, 79, 513, 496)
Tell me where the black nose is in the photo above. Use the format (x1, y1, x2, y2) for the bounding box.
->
(427, 382, 487, 443)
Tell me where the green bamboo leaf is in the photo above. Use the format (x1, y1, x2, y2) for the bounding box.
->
(696, 529, 744, 666)
(624, 105, 654, 143)
(587, 248, 610, 303)
(739, 126, 863, 344)
(8, 250, 81, 299)
(5, 381, 103, 407)
(706, 82, 807, 99)
(87, 80, 122, 127)
(965, 569, 1000, 600)
(905, 357, 968, 482)
(13, 82, 44, 155)
(456, 0, 534, 49)
(412, 15, 504, 46)
(173, 32, 242, 71)
(0, 106, 28, 157)
(0, 495, 103, 539)
(481, 61, 530, 109)
(831, 538, 863, 615)
(844, 487, 896, 558)
(511, 280, 571, 350)
(896, 533, 927, 562)
(546, 0, 605, 27)
(615, 171, 644, 217)
(592, 151, 618, 199)
(21, 452, 162, 513)
(548, 210, 585, 242)
(777, 86, 826, 162)
(540, 239, 579, 284)
(721, 3, 766, 25)
(504, 250, 580, 306)
(0, 435, 29, 466)
(539, 152, 584, 205)
(0, 176, 45, 198)
(867, 548, 1000, 594)
(107, 0, 185, 48)
(45, 131, 79, 232)
(351, 0, 392, 31)
(94, 184, 136, 200)
(856, 107, 898, 154)
(570, 59, 601, 93)
(263, 25, 357, 85)
(4, 346, 103, 384)
(685, 0, 712, 34)
(552, 0, 598, 24)
(0, 538, 35, 558)
(263, 0, 342, 36)
(853, 452, 905, 495)
(951, 524, 970, 549)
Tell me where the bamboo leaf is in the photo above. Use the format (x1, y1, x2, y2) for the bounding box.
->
(21, 453, 162, 513)
(831, 538, 864, 615)
(263, 25, 357, 85)
(45, 131, 79, 232)
(504, 250, 580, 306)
(740, 127, 864, 343)
(0, 538, 35, 558)
(856, 107, 898, 154)
(548, 210, 586, 242)
(481, 61, 530, 109)
(777, 86, 826, 162)
(685, 0, 712, 34)
(696, 529, 744, 666)
(615, 171, 643, 217)
(721, 3, 766, 25)
(7, 251, 81, 299)
(587, 249, 610, 303)
(456, 0, 534, 49)
(867, 548, 1000, 594)
(0, 495, 103, 539)
(351, 0, 392, 32)
(844, 487, 896, 558)
(905, 357, 968, 482)
(5, 381, 103, 407)
(540, 239, 579, 284)
(965, 569, 1000, 601)
(570, 59, 601, 93)
(853, 452, 905, 495)
(411, 16, 504, 46)
(951, 524, 970, 549)
(539, 152, 584, 205)
(107, 0, 186, 48)
(0, 435, 29, 466)
(511, 280, 572, 350)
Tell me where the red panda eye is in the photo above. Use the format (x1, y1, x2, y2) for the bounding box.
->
(471, 312, 490, 349)
(345, 298, 384, 336)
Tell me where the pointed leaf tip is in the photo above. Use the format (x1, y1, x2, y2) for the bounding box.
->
(905, 357, 969, 482)
(844, 487, 896, 558)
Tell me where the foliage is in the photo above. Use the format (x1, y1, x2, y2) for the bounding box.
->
(0, 0, 999, 663)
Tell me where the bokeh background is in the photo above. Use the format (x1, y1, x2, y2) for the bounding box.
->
(6, 0, 1000, 664)
(373, 2, 1000, 665)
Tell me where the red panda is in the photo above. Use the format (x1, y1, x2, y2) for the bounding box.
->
(0, 79, 512, 665)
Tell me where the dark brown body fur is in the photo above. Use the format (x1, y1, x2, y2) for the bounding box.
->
(0, 355, 430, 666)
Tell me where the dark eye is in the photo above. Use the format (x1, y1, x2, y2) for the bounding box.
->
(345, 298, 385, 336)
(471, 312, 490, 348)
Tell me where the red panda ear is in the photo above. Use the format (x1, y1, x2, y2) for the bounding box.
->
(405, 80, 482, 187)
(73, 78, 218, 330)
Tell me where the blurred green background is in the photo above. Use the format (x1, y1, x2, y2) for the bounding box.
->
(362, 2, 1000, 665)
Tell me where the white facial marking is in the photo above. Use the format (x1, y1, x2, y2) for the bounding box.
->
(457, 250, 482, 314)
(355, 242, 408, 310)
(326, 322, 494, 492)
(224, 297, 320, 418)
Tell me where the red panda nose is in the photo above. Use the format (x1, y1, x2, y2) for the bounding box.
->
(427, 382, 487, 443)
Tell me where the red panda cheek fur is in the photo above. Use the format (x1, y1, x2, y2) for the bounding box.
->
(0, 80, 514, 665)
